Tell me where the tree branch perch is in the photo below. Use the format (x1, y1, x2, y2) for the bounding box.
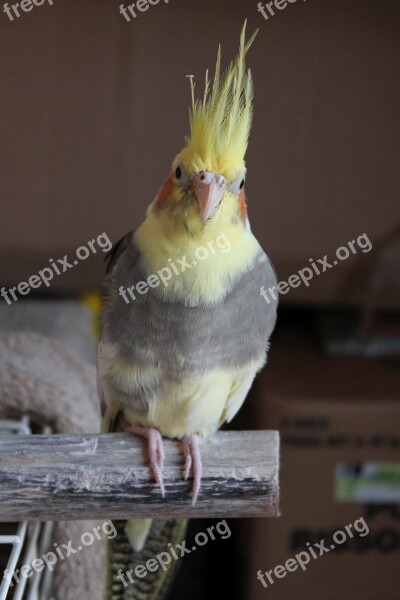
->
(0, 430, 280, 521)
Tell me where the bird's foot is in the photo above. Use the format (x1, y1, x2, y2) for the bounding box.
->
(183, 434, 203, 506)
(129, 426, 165, 497)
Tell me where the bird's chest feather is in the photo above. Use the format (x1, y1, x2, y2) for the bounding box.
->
(106, 249, 275, 378)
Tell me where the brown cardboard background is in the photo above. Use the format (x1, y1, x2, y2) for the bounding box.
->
(246, 319, 400, 600)
(248, 396, 400, 599)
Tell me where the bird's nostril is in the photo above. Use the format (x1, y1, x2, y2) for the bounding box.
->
(200, 173, 205, 181)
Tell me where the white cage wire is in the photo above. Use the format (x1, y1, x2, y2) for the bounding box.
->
(0, 416, 55, 600)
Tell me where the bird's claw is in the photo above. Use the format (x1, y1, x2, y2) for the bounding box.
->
(183, 435, 202, 506)
(128, 427, 203, 505)
(129, 426, 165, 497)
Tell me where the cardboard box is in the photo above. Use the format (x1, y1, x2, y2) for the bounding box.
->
(247, 323, 400, 600)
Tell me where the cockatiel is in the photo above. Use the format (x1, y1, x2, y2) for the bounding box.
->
(99, 21, 277, 600)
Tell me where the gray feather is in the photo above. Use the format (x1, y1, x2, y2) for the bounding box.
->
(100, 238, 277, 414)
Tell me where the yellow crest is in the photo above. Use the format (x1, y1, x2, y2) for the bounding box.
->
(177, 21, 258, 182)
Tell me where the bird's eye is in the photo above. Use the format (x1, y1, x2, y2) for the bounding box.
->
(239, 179, 245, 189)
(175, 166, 182, 179)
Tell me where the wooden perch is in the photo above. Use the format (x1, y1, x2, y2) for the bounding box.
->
(0, 430, 279, 521)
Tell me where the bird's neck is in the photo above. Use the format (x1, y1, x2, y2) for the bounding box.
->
(134, 202, 261, 306)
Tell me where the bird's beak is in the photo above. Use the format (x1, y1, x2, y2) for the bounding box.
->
(194, 171, 226, 222)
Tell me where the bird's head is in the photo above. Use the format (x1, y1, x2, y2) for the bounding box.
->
(153, 22, 258, 232)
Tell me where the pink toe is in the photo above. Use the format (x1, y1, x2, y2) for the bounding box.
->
(183, 435, 203, 505)
(128, 426, 166, 497)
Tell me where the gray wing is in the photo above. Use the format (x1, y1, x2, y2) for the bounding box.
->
(104, 230, 134, 274)
(101, 241, 277, 375)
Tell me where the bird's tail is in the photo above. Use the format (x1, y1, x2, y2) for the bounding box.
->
(104, 518, 187, 600)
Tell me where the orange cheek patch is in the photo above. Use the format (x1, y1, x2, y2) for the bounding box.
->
(156, 174, 175, 209)
(238, 189, 247, 220)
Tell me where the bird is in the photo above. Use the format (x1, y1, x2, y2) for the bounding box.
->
(98, 20, 278, 599)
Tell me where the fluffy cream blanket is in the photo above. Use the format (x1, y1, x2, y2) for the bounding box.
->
(0, 301, 103, 600)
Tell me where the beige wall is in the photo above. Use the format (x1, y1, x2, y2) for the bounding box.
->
(1, 0, 399, 305)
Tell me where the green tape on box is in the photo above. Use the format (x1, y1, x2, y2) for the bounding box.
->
(334, 462, 400, 503)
